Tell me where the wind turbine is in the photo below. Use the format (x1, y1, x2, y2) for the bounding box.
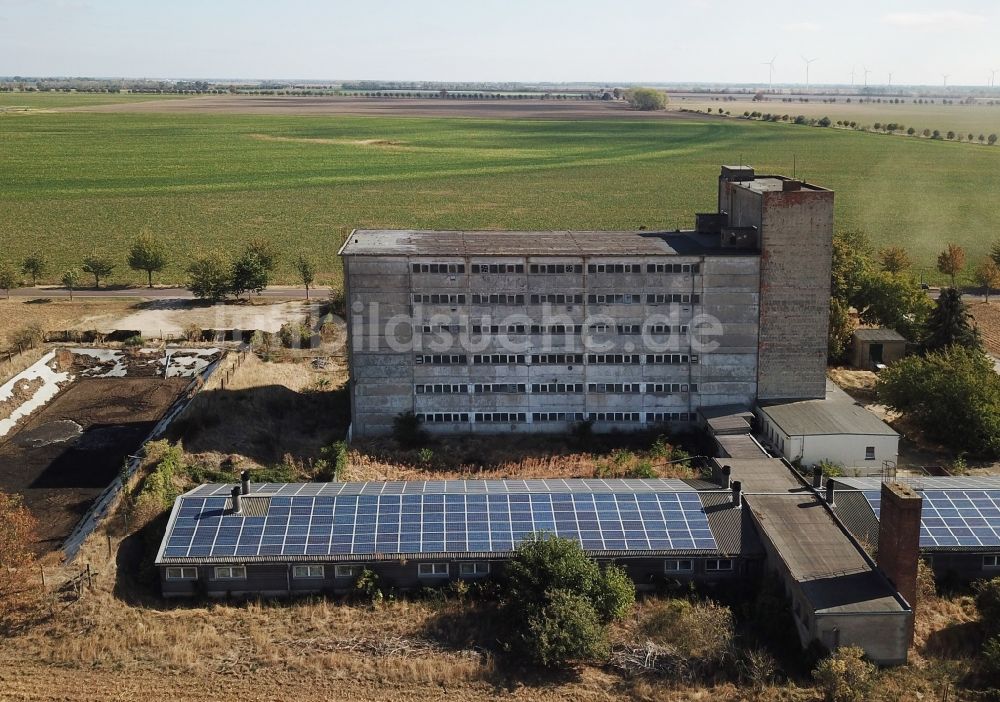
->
(850, 65, 856, 86)
(863, 66, 871, 87)
(762, 56, 777, 90)
(802, 56, 818, 88)
(943, 74, 950, 88)
(991, 69, 998, 88)
(888, 72, 893, 88)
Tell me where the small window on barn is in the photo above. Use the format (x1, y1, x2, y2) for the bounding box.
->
(165, 566, 198, 580)
(418, 563, 449, 577)
(292, 565, 325, 579)
(334, 565, 361, 578)
(984, 556, 1000, 570)
(705, 559, 733, 572)
(865, 446, 876, 461)
(459, 562, 490, 577)
(213, 566, 246, 580)
(664, 559, 693, 573)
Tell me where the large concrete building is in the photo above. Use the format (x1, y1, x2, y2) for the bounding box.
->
(339, 166, 833, 438)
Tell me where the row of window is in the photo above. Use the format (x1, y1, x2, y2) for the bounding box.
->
(412, 293, 701, 306)
(167, 559, 733, 584)
(415, 382, 699, 395)
(416, 412, 694, 423)
(165, 563, 492, 581)
(421, 323, 690, 336)
(409, 263, 701, 275)
(415, 354, 697, 366)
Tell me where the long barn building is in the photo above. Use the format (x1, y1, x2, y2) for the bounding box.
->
(339, 166, 834, 438)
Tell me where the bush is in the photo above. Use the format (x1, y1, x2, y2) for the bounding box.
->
(812, 646, 877, 702)
(123, 334, 144, 348)
(641, 598, 735, 664)
(354, 567, 383, 604)
(625, 87, 667, 111)
(502, 535, 634, 667)
(10, 324, 44, 350)
(278, 321, 312, 349)
(982, 635, 1000, 681)
(976, 578, 1000, 632)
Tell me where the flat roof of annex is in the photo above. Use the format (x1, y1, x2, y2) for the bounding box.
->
(338, 229, 757, 257)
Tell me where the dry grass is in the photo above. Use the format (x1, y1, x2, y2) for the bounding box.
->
(0, 297, 140, 348)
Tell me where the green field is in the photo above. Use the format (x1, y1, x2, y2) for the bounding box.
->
(2, 110, 998, 286)
(0, 92, 186, 110)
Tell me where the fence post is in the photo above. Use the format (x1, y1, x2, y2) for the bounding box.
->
(39, 565, 46, 590)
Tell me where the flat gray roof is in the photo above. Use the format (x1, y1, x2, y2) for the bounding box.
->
(760, 382, 898, 438)
(339, 229, 756, 257)
(746, 494, 904, 614)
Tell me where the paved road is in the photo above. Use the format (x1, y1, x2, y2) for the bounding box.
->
(6, 285, 330, 299)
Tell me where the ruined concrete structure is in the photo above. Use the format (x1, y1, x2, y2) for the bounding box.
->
(339, 166, 834, 438)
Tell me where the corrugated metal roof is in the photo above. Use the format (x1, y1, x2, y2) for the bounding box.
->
(700, 491, 764, 557)
(759, 382, 897, 437)
(830, 490, 880, 550)
(338, 229, 754, 257)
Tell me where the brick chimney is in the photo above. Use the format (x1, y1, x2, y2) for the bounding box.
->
(877, 482, 923, 614)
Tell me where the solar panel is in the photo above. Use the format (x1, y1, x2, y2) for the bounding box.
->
(161, 488, 718, 559)
(862, 489, 1000, 548)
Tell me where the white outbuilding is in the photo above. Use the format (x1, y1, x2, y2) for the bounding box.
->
(756, 381, 899, 475)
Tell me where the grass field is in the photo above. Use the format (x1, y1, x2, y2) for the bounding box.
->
(0, 92, 186, 110)
(2, 109, 999, 286)
(674, 95, 1000, 136)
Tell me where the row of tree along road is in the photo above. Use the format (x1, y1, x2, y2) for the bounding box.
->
(0, 234, 318, 301)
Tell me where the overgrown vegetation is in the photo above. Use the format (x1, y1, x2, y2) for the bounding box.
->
(0, 491, 42, 632)
(812, 646, 877, 702)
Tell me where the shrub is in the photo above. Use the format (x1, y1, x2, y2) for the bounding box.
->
(10, 324, 44, 350)
(812, 646, 877, 702)
(640, 598, 735, 665)
(982, 635, 1000, 681)
(123, 334, 144, 348)
(278, 321, 312, 349)
(524, 588, 607, 667)
(976, 578, 1000, 632)
(393, 411, 428, 449)
(354, 567, 383, 604)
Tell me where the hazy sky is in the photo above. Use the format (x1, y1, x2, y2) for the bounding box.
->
(1, 0, 998, 86)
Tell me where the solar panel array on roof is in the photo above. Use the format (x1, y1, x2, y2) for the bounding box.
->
(838, 476, 1000, 491)
(185, 478, 697, 497)
(160, 490, 717, 560)
(864, 489, 1000, 548)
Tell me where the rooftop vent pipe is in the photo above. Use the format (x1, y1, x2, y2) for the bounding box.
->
(825, 478, 835, 507)
(231, 485, 243, 515)
(721, 465, 732, 490)
(812, 466, 823, 489)
(731, 480, 742, 508)
(241, 470, 250, 495)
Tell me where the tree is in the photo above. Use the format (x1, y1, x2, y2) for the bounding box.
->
(61, 268, 80, 302)
(991, 240, 1000, 268)
(127, 233, 167, 288)
(990, 134, 998, 145)
(0, 264, 17, 299)
(828, 297, 855, 362)
(878, 246, 911, 274)
(625, 87, 667, 111)
(936, 243, 966, 287)
(186, 251, 230, 302)
(976, 259, 1000, 303)
(876, 345, 1000, 456)
(20, 252, 47, 286)
(244, 236, 279, 272)
(81, 253, 116, 289)
(229, 250, 268, 298)
(856, 270, 931, 341)
(295, 254, 316, 300)
(924, 287, 980, 351)
(502, 535, 635, 668)
(0, 491, 41, 631)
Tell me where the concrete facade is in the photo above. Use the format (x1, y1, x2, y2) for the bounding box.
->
(341, 167, 833, 438)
